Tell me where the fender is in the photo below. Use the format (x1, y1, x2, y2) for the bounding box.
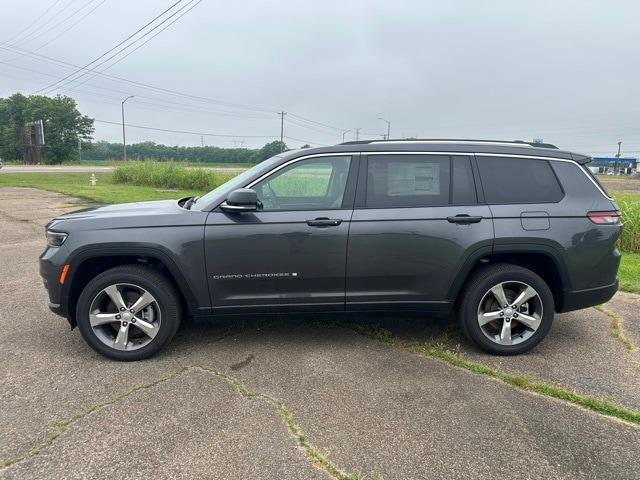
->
(492, 241, 572, 290)
(446, 242, 572, 303)
(62, 243, 203, 317)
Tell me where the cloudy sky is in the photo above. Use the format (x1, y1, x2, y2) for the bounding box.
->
(1, 0, 639, 155)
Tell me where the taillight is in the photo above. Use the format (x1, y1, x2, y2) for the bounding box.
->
(587, 210, 621, 224)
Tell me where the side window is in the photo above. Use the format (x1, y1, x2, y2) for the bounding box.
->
(253, 156, 351, 211)
(366, 155, 450, 208)
(452, 156, 477, 205)
(477, 156, 564, 204)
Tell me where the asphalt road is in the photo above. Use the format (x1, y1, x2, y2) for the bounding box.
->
(1, 187, 639, 479)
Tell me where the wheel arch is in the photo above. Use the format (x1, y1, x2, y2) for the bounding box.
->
(448, 244, 571, 312)
(63, 244, 198, 327)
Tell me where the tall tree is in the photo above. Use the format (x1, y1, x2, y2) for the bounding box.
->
(257, 140, 288, 161)
(0, 93, 94, 163)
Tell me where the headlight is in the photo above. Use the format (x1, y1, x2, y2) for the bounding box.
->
(46, 230, 68, 247)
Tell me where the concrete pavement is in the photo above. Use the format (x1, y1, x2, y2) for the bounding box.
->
(0, 187, 638, 479)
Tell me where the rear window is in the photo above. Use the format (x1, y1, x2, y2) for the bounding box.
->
(477, 156, 564, 204)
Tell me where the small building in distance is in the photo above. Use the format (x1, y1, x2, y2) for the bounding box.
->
(588, 156, 638, 175)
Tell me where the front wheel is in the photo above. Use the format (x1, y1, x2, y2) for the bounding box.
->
(457, 263, 554, 355)
(76, 265, 181, 361)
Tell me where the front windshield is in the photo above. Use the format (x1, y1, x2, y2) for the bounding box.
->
(192, 154, 283, 210)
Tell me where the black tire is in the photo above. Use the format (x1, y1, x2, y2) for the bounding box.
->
(457, 263, 554, 355)
(76, 265, 181, 361)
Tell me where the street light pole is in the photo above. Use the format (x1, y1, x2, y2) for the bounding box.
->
(378, 117, 391, 140)
(342, 129, 352, 142)
(121, 95, 134, 161)
(614, 141, 622, 175)
(279, 111, 287, 152)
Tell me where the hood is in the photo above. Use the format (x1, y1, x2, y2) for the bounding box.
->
(46, 199, 191, 232)
(55, 199, 182, 221)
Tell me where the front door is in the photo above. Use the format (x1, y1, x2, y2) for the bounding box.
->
(204, 154, 357, 313)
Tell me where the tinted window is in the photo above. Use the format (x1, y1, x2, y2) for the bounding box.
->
(452, 156, 477, 205)
(366, 155, 450, 208)
(253, 156, 351, 211)
(478, 156, 564, 204)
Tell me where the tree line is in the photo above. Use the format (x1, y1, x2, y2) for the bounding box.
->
(85, 140, 289, 164)
(0, 92, 291, 164)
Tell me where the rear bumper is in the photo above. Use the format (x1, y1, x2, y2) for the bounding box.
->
(558, 279, 618, 313)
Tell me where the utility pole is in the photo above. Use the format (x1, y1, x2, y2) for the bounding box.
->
(614, 141, 622, 175)
(341, 129, 352, 142)
(201, 136, 204, 147)
(354, 127, 361, 141)
(78, 138, 82, 162)
(378, 117, 391, 140)
(279, 111, 287, 152)
(121, 95, 134, 161)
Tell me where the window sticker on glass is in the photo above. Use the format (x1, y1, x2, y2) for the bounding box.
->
(387, 162, 440, 196)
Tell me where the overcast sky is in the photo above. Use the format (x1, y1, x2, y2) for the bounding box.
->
(1, 0, 639, 155)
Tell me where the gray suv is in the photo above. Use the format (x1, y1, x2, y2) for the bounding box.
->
(40, 139, 622, 360)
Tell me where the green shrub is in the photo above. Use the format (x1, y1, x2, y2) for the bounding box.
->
(615, 193, 640, 253)
(113, 161, 232, 191)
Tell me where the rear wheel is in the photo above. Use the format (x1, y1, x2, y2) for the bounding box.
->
(457, 263, 554, 355)
(76, 265, 181, 361)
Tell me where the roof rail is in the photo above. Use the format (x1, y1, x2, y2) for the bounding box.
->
(339, 138, 559, 149)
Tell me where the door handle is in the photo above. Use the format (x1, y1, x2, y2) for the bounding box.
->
(447, 214, 482, 224)
(306, 217, 342, 227)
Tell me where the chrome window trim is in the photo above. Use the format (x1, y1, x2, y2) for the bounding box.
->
(246, 152, 354, 188)
(368, 140, 537, 147)
(238, 150, 612, 203)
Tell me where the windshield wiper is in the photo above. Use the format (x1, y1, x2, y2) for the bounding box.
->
(183, 196, 200, 210)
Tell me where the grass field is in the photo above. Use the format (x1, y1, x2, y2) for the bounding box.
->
(619, 252, 640, 293)
(0, 172, 202, 204)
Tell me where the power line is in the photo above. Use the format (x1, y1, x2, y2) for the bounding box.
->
(2, 0, 107, 64)
(4, 0, 69, 45)
(18, 0, 104, 47)
(0, 60, 278, 122)
(94, 118, 276, 139)
(0, 42, 277, 114)
(33, 0, 184, 94)
(61, 0, 202, 95)
(284, 135, 329, 146)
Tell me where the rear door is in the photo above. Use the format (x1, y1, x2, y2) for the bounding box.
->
(346, 153, 493, 310)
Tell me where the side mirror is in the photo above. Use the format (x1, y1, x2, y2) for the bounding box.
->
(220, 188, 258, 212)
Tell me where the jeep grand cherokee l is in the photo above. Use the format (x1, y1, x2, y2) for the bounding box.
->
(40, 139, 621, 360)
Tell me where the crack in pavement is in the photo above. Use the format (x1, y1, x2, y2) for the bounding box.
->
(194, 366, 371, 480)
(2, 363, 372, 480)
(1, 367, 187, 469)
(594, 305, 636, 352)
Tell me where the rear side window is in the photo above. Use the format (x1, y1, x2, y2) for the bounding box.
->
(366, 155, 450, 207)
(581, 164, 611, 197)
(477, 156, 564, 204)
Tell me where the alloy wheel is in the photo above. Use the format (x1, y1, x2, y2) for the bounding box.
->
(476, 281, 543, 346)
(88, 283, 161, 351)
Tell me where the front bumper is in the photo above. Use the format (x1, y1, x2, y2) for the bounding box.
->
(558, 279, 619, 313)
(39, 246, 71, 321)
